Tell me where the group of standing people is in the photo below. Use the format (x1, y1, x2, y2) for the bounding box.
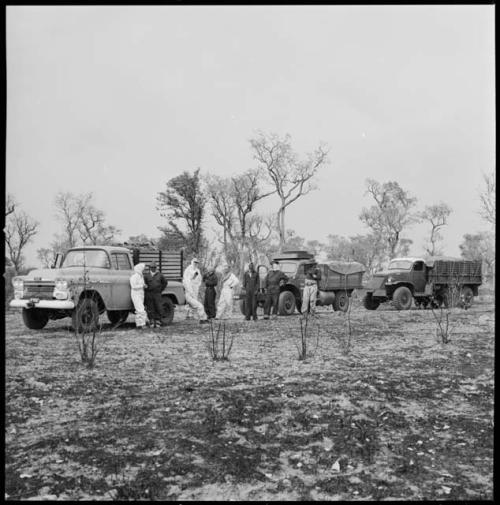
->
(129, 261, 168, 329)
(129, 256, 322, 328)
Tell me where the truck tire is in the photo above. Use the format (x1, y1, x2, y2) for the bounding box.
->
(393, 286, 413, 310)
(333, 291, 350, 312)
(363, 293, 380, 310)
(22, 308, 49, 330)
(459, 286, 474, 309)
(239, 299, 246, 315)
(107, 310, 129, 326)
(278, 291, 296, 315)
(161, 296, 175, 325)
(72, 298, 100, 332)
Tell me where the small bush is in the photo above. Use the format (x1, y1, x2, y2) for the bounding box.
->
(206, 320, 234, 361)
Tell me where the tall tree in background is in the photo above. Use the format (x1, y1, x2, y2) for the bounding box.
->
(54, 191, 120, 249)
(205, 169, 274, 271)
(5, 209, 39, 273)
(54, 192, 90, 249)
(419, 202, 452, 256)
(459, 232, 495, 279)
(359, 179, 419, 259)
(479, 171, 495, 227)
(325, 233, 385, 275)
(156, 168, 206, 257)
(249, 131, 329, 249)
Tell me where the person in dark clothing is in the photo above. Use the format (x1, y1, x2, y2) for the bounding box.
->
(243, 262, 259, 321)
(301, 263, 322, 316)
(264, 261, 288, 320)
(144, 261, 168, 328)
(202, 267, 218, 320)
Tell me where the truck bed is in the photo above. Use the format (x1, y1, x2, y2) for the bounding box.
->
(427, 259, 482, 285)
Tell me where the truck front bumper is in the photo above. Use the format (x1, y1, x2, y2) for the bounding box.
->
(10, 299, 75, 310)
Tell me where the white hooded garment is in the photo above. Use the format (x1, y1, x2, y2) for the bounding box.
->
(130, 263, 147, 327)
(216, 272, 240, 320)
(183, 260, 207, 320)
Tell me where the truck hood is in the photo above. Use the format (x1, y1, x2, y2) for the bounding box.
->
(19, 267, 99, 281)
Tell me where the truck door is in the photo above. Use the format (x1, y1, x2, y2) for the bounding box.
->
(411, 261, 426, 294)
(109, 252, 134, 309)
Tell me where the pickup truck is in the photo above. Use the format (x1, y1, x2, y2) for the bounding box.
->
(238, 250, 365, 315)
(363, 256, 482, 310)
(10, 245, 185, 331)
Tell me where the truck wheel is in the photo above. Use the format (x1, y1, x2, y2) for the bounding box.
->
(393, 286, 413, 310)
(333, 291, 349, 312)
(278, 291, 296, 315)
(22, 308, 49, 330)
(362, 293, 380, 310)
(72, 298, 100, 332)
(161, 296, 175, 325)
(239, 299, 246, 315)
(107, 310, 129, 325)
(459, 286, 474, 309)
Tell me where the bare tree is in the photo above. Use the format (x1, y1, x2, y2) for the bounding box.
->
(420, 202, 452, 256)
(479, 171, 495, 226)
(360, 179, 419, 259)
(37, 247, 57, 268)
(249, 131, 329, 249)
(5, 210, 39, 273)
(78, 205, 120, 245)
(205, 169, 275, 271)
(54, 192, 91, 248)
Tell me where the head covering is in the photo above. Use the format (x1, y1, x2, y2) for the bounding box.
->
(149, 261, 157, 269)
(192, 258, 199, 264)
(134, 263, 145, 275)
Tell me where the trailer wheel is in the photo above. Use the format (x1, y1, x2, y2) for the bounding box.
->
(393, 286, 413, 310)
(333, 291, 349, 312)
(363, 293, 380, 310)
(160, 296, 175, 325)
(278, 291, 296, 315)
(22, 308, 49, 330)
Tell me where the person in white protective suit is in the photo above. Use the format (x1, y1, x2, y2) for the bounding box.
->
(183, 258, 208, 323)
(216, 264, 240, 320)
(130, 263, 147, 329)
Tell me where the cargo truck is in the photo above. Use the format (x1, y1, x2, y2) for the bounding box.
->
(363, 256, 482, 310)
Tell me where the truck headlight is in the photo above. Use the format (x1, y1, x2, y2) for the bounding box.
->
(55, 279, 68, 290)
(12, 277, 24, 299)
(53, 279, 69, 300)
(12, 277, 24, 290)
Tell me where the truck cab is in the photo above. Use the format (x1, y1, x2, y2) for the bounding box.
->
(10, 245, 185, 331)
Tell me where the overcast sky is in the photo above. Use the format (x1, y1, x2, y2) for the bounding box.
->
(6, 5, 495, 266)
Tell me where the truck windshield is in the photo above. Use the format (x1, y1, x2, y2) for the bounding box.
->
(62, 250, 111, 269)
(278, 262, 297, 275)
(388, 260, 413, 270)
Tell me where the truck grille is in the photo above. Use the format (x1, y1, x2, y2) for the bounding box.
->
(23, 281, 55, 300)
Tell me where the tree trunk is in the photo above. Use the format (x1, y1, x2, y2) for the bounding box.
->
(278, 206, 286, 250)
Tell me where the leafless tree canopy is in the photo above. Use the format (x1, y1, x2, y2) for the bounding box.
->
(479, 171, 495, 226)
(53, 191, 120, 249)
(5, 210, 39, 273)
(419, 202, 453, 256)
(360, 179, 419, 259)
(249, 131, 329, 249)
(205, 169, 275, 271)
